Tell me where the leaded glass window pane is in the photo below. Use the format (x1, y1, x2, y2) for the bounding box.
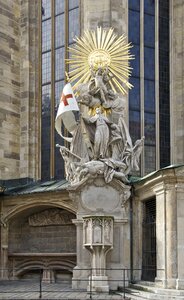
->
(42, 19, 51, 52)
(144, 0, 155, 15)
(55, 47, 65, 81)
(55, 80, 65, 106)
(69, 0, 79, 9)
(42, 51, 51, 84)
(131, 45, 140, 78)
(144, 14, 155, 47)
(69, 8, 79, 44)
(55, 14, 65, 48)
(144, 113, 156, 146)
(55, 0, 65, 15)
(129, 10, 140, 45)
(144, 47, 155, 80)
(42, 0, 51, 20)
(144, 80, 155, 113)
(129, 77, 140, 110)
(129, 0, 140, 11)
(129, 110, 141, 143)
(145, 145, 156, 174)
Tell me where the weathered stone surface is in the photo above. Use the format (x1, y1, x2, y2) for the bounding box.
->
(9, 209, 76, 254)
(170, 0, 184, 163)
(133, 166, 184, 289)
(0, 0, 40, 180)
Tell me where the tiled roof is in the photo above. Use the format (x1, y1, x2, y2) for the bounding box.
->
(3, 180, 69, 196)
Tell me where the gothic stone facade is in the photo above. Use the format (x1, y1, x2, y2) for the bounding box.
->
(0, 0, 184, 291)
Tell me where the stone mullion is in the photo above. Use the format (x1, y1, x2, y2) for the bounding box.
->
(140, 0, 145, 176)
(65, 0, 69, 80)
(155, 0, 160, 170)
(50, 0, 55, 179)
(38, 0, 42, 180)
(170, 0, 174, 164)
(64, 0, 69, 148)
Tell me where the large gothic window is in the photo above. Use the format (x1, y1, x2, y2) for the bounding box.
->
(128, 0, 170, 176)
(41, 0, 80, 180)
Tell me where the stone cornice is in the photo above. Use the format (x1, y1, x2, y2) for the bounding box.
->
(133, 166, 184, 200)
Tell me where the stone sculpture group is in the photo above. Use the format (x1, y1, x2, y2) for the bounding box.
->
(59, 67, 144, 186)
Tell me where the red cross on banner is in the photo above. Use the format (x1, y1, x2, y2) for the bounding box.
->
(61, 93, 73, 106)
(55, 82, 79, 139)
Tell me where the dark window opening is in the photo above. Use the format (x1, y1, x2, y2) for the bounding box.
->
(142, 198, 156, 281)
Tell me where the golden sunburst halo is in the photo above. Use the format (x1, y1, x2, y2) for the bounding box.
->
(67, 27, 134, 95)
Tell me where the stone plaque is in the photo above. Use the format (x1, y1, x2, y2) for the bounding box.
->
(81, 185, 120, 212)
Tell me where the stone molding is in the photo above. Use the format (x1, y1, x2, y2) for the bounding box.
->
(134, 166, 184, 200)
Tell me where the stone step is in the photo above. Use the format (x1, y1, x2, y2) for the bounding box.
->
(130, 283, 184, 296)
(123, 284, 184, 300)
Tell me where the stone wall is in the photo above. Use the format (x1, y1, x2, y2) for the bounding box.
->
(0, 190, 76, 279)
(0, 0, 21, 180)
(0, 0, 40, 181)
(19, 0, 40, 180)
(9, 208, 76, 254)
(170, 0, 184, 163)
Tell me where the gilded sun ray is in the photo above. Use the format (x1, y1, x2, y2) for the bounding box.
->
(67, 27, 134, 95)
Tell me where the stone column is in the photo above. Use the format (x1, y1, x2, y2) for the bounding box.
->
(154, 185, 166, 287)
(132, 197, 143, 282)
(165, 185, 177, 288)
(72, 219, 90, 289)
(154, 183, 177, 288)
(176, 183, 184, 289)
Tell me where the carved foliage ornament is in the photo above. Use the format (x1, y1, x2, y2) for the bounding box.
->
(29, 209, 75, 227)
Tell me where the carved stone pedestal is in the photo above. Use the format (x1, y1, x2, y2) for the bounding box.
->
(83, 216, 113, 292)
(69, 176, 131, 291)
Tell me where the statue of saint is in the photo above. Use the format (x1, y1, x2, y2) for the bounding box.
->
(56, 28, 144, 185)
(88, 67, 108, 105)
(83, 108, 111, 160)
